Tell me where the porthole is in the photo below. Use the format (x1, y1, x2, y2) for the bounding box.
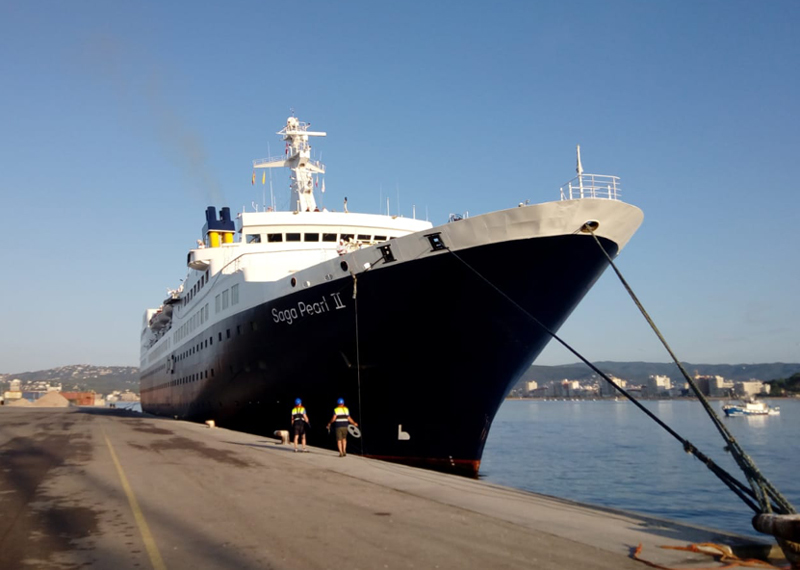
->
(291, 277, 297, 287)
(340, 261, 349, 271)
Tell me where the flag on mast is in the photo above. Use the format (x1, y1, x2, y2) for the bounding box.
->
(262, 171, 266, 185)
(576, 145, 584, 176)
(321, 178, 326, 193)
(251, 170, 255, 185)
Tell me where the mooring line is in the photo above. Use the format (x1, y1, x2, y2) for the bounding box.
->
(104, 431, 167, 570)
(446, 248, 771, 514)
(585, 228, 795, 516)
(351, 271, 365, 455)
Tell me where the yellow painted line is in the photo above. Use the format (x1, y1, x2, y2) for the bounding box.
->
(104, 432, 167, 570)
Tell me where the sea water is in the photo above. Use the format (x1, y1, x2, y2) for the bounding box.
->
(481, 398, 800, 538)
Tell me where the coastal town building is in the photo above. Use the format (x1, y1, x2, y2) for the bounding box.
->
(694, 374, 734, 397)
(734, 380, 767, 397)
(599, 376, 627, 397)
(511, 371, 774, 401)
(644, 375, 672, 397)
(61, 392, 98, 406)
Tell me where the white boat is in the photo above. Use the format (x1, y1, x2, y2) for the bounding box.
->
(722, 398, 780, 417)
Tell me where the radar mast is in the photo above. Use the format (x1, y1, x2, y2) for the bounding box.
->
(253, 116, 326, 212)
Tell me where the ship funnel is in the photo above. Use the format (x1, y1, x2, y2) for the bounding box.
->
(202, 206, 236, 248)
(220, 208, 234, 244)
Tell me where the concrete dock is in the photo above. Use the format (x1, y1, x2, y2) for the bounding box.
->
(0, 407, 777, 569)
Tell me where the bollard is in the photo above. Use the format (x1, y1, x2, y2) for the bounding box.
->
(205, 420, 216, 428)
(753, 513, 800, 568)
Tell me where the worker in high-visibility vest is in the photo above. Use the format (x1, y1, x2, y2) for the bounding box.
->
(326, 398, 358, 457)
(291, 398, 310, 453)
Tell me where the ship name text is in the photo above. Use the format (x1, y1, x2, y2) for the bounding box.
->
(272, 292, 346, 325)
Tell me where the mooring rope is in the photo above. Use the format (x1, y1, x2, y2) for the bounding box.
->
(446, 246, 790, 516)
(345, 252, 388, 456)
(585, 228, 795, 516)
(350, 270, 365, 455)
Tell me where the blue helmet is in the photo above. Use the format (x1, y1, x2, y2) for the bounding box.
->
(295, 398, 302, 405)
(337, 398, 345, 405)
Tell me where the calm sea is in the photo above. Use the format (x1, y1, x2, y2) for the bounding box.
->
(481, 398, 800, 538)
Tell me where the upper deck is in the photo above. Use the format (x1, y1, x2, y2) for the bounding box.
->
(238, 210, 432, 246)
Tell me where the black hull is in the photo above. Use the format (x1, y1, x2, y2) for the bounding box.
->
(141, 234, 618, 475)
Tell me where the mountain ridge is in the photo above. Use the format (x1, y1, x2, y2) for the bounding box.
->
(2, 362, 799, 396)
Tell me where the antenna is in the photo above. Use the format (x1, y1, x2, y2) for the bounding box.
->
(264, 143, 269, 209)
(267, 143, 275, 210)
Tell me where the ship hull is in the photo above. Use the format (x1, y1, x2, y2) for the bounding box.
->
(142, 232, 618, 475)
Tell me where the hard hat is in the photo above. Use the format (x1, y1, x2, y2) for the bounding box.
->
(337, 398, 345, 405)
(295, 398, 302, 405)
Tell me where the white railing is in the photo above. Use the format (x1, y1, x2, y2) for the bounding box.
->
(253, 155, 287, 166)
(559, 173, 621, 201)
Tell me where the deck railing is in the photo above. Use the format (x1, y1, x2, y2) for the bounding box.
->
(559, 174, 621, 201)
(253, 155, 287, 166)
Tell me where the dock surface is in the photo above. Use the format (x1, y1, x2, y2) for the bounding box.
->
(0, 407, 773, 569)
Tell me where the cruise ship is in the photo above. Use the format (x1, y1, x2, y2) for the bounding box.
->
(140, 116, 643, 475)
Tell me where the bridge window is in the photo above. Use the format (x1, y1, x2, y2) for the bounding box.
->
(304, 233, 320, 242)
(246, 234, 262, 243)
(322, 233, 337, 242)
(374, 235, 387, 242)
(286, 233, 301, 242)
(267, 233, 283, 242)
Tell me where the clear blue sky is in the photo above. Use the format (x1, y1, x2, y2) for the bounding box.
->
(1, 0, 798, 373)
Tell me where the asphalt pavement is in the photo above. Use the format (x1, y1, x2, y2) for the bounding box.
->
(0, 406, 777, 569)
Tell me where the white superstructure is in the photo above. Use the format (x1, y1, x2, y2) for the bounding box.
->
(141, 116, 433, 368)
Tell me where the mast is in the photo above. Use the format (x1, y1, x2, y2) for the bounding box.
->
(253, 116, 326, 212)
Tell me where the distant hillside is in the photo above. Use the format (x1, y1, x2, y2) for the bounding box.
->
(767, 372, 800, 395)
(517, 361, 800, 386)
(3, 362, 798, 397)
(0, 365, 139, 395)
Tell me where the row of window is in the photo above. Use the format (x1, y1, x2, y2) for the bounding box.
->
(142, 368, 215, 394)
(183, 270, 211, 306)
(245, 232, 395, 244)
(148, 336, 172, 364)
(141, 362, 166, 381)
(215, 284, 240, 313)
(144, 321, 258, 391)
(176, 283, 240, 345)
(175, 303, 210, 343)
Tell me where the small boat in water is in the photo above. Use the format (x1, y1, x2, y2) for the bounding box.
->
(722, 398, 780, 417)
